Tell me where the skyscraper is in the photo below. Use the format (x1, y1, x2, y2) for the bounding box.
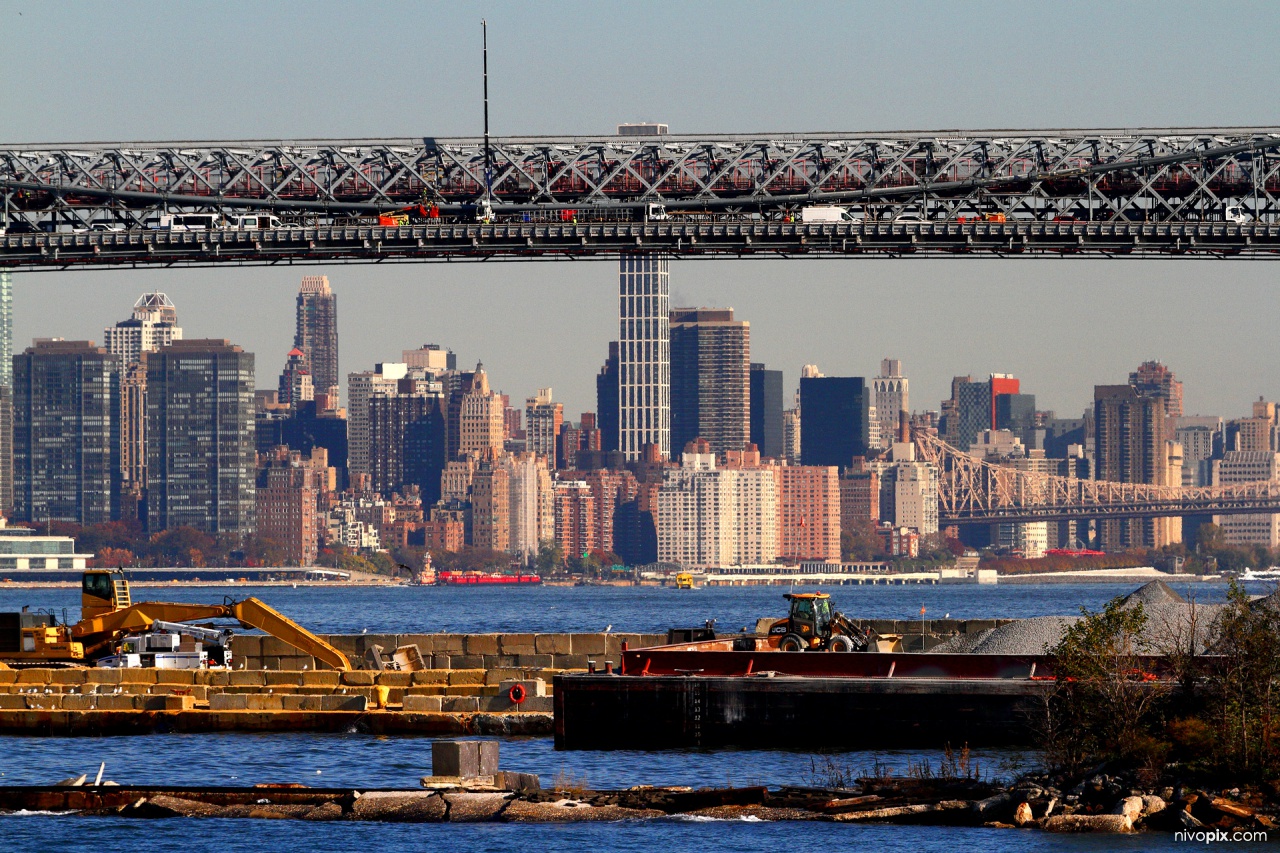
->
(0, 271, 12, 514)
(147, 340, 255, 536)
(104, 293, 182, 365)
(12, 340, 120, 525)
(799, 376, 871, 469)
(749, 363, 783, 459)
(294, 275, 339, 399)
(669, 307, 750, 454)
(1129, 360, 1183, 419)
(367, 392, 446, 502)
(104, 292, 183, 509)
(618, 255, 669, 460)
(596, 341, 619, 453)
(1094, 384, 1171, 550)
(525, 388, 564, 464)
(346, 361, 408, 483)
(458, 364, 504, 459)
(277, 347, 314, 408)
(954, 374, 1020, 451)
(872, 359, 909, 449)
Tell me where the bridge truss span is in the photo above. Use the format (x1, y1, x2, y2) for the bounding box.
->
(5, 127, 1280, 268)
(913, 430, 1280, 525)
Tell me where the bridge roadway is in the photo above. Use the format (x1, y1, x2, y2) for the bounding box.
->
(5, 219, 1280, 270)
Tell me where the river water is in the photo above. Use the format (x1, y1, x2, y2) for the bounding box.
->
(0, 578, 1271, 851)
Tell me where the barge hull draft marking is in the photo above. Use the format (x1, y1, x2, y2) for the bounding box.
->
(554, 672, 1051, 751)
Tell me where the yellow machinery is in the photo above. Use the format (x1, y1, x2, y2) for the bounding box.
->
(2, 569, 351, 670)
(0, 610, 85, 666)
(765, 592, 901, 653)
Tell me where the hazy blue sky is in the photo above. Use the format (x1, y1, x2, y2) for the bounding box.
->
(3, 0, 1279, 420)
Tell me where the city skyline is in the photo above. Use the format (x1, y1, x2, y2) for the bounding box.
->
(12, 264, 1279, 431)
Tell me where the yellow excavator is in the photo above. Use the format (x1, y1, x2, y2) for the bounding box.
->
(0, 568, 351, 670)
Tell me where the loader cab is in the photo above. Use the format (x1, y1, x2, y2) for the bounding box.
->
(783, 592, 832, 642)
(81, 569, 131, 620)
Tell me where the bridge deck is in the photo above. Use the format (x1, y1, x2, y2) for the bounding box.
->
(4, 220, 1279, 270)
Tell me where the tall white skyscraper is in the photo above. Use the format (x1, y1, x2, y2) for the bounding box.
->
(618, 254, 669, 459)
(872, 358, 909, 448)
(104, 293, 183, 366)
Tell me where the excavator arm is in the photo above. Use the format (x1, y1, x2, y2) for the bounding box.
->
(71, 599, 352, 671)
(228, 598, 351, 672)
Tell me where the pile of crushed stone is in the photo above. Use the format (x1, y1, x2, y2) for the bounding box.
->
(927, 582, 1223, 655)
(1121, 580, 1186, 606)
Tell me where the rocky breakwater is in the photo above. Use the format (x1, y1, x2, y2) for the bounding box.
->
(12, 773, 1275, 832)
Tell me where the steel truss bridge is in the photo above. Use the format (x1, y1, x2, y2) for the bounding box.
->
(5, 127, 1280, 270)
(914, 431, 1280, 526)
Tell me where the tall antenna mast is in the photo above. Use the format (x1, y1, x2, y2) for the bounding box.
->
(481, 19, 493, 219)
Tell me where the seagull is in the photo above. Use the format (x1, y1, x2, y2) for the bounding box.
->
(362, 628, 368, 634)
(604, 625, 612, 633)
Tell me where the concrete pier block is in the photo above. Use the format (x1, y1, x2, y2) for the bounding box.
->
(570, 634, 606, 655)
(319, 694, 367, 711)
(119, 669, 156, 684)
(411, 670, 448, 685)
(84, 668, 122, 685)
(15, 669, 53, 684)
(300, 671, 340, 687)
(229, 671, 265, 686)
(340, 671, 375, 686)
(374, 672, 412, 688)
(209, 694, 249, 710)
(447, 669, 486, 686)
(403, 695, 443, 712)
(432, 740, 479, 777)
(155, 670, 196, 685)
(440, 696, 480, 713)
(498, 634, 536, 655)
(50, 669, 87, 685)
(514, 654, 553, 669)
(463, 635, 499, 656)
(534, 634, 572, 655)
(433, 635, 465, 655)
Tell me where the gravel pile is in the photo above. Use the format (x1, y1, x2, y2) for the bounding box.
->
(966, 616, 1080, 655)
(924, 583, 1223, 655)
(1120, 580, 1186, 606)
(1250, 587, 1280, 611)
(929, 628, 995, 654)
(1132, 601, 1223, 654)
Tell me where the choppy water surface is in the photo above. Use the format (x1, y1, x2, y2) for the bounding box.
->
(0, 579, 1269, 851)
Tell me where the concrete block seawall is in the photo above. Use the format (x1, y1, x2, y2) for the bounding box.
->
(235, 632, 669, 672)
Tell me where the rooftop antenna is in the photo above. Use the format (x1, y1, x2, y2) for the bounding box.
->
(479, 19, 493, 222)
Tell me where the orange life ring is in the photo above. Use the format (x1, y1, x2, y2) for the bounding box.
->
(508, 683, 527, 704)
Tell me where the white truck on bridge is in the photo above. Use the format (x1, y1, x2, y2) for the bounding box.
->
(800, 205, 863, 224)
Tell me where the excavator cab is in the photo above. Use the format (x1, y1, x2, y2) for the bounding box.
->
(81, 569, 131, 621)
